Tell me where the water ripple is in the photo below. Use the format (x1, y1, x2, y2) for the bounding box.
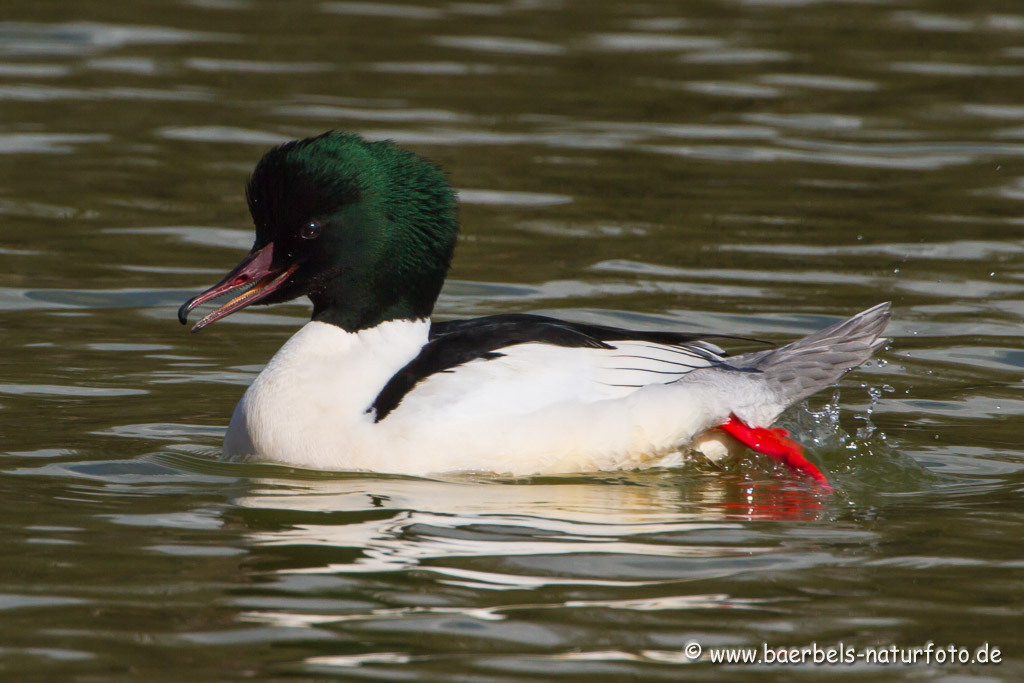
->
(0, 133, 109, 154)
(0, 21, 231, 57)
(155, 126, 288, 144)
(321, 2, 445, 19)
(589, 33, 726, 52)
(432, 35, 566, 56)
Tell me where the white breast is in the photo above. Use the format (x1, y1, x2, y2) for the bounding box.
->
(223, 320, 429, 470)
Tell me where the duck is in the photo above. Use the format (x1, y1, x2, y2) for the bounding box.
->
(178, 131, 890, 488)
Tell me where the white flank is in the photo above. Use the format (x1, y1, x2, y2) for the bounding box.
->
(223, 319, 775, 475)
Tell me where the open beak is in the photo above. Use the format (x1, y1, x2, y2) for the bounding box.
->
(178, 243, 299, 332)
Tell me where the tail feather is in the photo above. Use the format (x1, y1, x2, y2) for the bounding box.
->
(733, 302, 891, 418)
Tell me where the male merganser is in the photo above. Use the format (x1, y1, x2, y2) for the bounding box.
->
(178, 131, 890, 487)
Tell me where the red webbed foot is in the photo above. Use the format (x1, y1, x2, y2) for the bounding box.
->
(718, 415, 833, 491)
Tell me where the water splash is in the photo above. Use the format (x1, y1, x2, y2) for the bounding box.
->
(780, 386, 935, 494)
(785, 389, 843, 450)
(856, 382, 898, 440)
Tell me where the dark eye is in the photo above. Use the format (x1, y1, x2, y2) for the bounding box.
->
(301, 219, 322, 240)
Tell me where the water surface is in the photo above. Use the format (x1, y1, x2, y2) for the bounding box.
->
(2, 0, 1024, 678)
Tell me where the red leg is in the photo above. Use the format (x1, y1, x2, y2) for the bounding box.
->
(718, 415, 833, 491)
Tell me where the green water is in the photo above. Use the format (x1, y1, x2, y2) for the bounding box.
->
(2, 0, 1024, 679)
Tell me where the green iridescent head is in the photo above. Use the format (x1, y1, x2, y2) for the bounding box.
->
(179, 131, 459, 332)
